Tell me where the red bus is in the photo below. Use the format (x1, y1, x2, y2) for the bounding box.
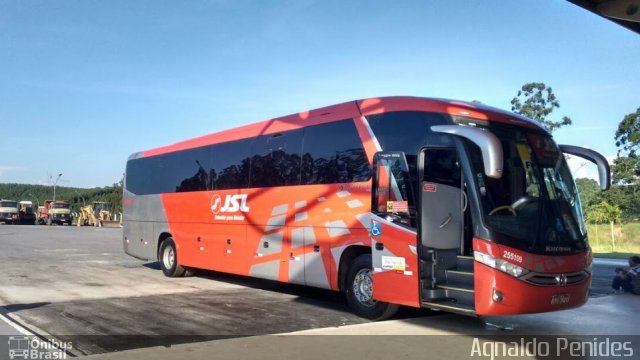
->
(123, 96, 609, 320)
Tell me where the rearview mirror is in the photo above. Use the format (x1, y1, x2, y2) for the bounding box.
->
(559, 145, 610, 190)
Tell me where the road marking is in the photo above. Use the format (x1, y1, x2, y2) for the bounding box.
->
(0, 309, 34, 336)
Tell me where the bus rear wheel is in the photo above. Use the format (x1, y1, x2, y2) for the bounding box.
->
(345, 254, 399, 320)
(159, 238, 188, 277)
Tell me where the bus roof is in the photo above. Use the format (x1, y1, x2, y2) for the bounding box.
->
(139, 96, 546, 158)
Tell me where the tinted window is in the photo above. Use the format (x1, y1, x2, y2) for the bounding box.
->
(126, 155, 162, 195)
(367, 111, 452, 156)
(126, 138, 252, 195)
(126, 119, 371, 195)
(250, 130, 303, 188)
(423, 148, 461, 188)
(301, 119, 371, 185)
(211, 139, 252, 190)
(126, 146, 212, 195)
(175, 147, 214, 192)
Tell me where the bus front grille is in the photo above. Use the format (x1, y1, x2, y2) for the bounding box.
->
(521, 270, 588, 287)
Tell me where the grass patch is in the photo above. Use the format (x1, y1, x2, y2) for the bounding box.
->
(587, 222, 640, 255)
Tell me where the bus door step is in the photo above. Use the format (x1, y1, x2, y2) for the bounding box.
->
(421, 300, 476, 316)
(432, 255, 476, 311)
(455, 255, 474, 272)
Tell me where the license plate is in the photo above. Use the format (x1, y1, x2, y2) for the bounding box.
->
(551, 294, 571, 305)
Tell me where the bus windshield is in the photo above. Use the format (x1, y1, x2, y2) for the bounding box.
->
(51, 203, 70, 209)
(466, 126, 587, 253)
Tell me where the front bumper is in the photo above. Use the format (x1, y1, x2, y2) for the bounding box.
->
(50, 214, 72, 222)
(0, 213, 18, 221)
(474, 262, 591, 316)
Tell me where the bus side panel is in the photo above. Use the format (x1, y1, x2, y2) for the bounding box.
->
(205, 223, 247, 274)
(160, 190, 245, 271)
(371, 215, 420, 308)
(243, 184, 372, 290)
(123, 220, 154, 260)
(123, 191, 168, 261)
(158, 183, 373, 290)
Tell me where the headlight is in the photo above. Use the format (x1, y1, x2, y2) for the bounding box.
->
(498, 261, 529, 277)
(474, 251, 530, 278)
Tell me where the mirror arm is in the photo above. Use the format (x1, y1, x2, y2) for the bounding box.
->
(431, 125, 503, 179)
(559, 145, 611, 190)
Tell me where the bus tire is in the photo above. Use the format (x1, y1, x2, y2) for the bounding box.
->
(345, 254, 399, 320)
(159, 238, 186, 277)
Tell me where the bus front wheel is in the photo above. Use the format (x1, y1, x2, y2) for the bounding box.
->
(345, 254, 399, 320)
(159, 238, 188, 277)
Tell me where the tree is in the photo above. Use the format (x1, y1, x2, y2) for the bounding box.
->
(510, 82, 572, 133)
(612, 107, 640, 185)
(575, 178, 600, 214)
(0, 182, 123, 215)
(615, 107, 640, 157)
(585, 201, 622, 251)
(598, 184, 640, 220)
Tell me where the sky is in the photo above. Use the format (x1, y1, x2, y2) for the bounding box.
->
(1, 0, 639, 188)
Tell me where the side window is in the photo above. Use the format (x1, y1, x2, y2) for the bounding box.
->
(367, 111, 451, 156)
(211, 139, 252, 190)
(175, 146, 213, 192)
(125, 158, 150, 195)
(423, 148, 461, 188)
(373, 152, 415, 227)
(126, 155, 173, 195)
(250, 129, 303, 188)
(126, 139, 253, 195)
(301, 119, 371, 185)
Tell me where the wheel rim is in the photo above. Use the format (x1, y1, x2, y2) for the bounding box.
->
(162, 246, 175, 269)
(352, 268, 375, 307)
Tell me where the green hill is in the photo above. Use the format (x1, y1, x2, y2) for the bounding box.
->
(0, 182, 123, 214)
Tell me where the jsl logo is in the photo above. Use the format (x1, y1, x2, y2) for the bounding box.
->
(211, 194, 250, 214)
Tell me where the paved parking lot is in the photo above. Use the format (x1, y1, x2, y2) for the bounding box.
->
(0, 224, 631, 356)
(0, 225, 383, 355)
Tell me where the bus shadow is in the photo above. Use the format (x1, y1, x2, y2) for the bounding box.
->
(143, 260, 432, 319)
(2, 302, 51, 313)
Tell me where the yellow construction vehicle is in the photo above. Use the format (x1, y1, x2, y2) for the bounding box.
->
(77, 204, 97, 227)
(77, 201, 121, 228)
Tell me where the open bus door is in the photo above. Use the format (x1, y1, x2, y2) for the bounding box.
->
(370, 151, 420, 307)
(418, 147, 477, 313)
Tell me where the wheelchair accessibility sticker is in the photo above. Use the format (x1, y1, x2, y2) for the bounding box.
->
(371, 221, 382, 237)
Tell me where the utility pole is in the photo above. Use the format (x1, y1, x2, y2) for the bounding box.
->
(53, 173, 62, 201)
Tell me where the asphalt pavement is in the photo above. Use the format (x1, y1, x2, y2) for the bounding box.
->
(0, 224, 637, 359)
